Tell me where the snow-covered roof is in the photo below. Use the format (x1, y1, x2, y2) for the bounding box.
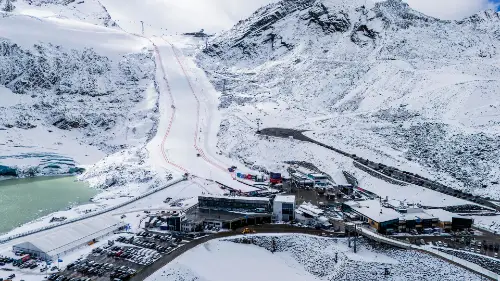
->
(401, 212, 436, 221)
(274, 195, 295, 204)
(13, 215, 124, 258)
(308, 173, 327, 178)
(424, 209, 463, 222)
(198, 195, 270, 203)
(296, 202, 323, 218)
(291, 173, 307, 179)
(346, 200, 401, 223)
(331, 170, 349, 186)
(386, 199, 407, 209)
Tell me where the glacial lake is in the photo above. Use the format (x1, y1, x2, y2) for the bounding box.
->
(0, 176, 98, 234)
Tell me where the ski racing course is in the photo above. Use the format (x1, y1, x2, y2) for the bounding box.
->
(146, 35, 258, 194)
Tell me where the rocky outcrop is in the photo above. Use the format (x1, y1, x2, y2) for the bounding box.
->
(0, 39, 157, 153)
(301, 2, 351, 33)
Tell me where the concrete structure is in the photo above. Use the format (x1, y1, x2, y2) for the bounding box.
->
(424, 209, 473, 231)
(273, 195, 295, 222)
(12, 215, 124, 260)
(399, 208, 438, 232)
(158, 213, 187, 231)
(343, 200, 401, 234)
(198, 195, 271, 213)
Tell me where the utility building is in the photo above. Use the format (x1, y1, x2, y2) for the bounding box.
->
(343, 200, 401, 234)
(273, 195, 295, 222)
(399, 208, 438, 231)
(425, 209, 473, 231)
(12, 215, 124, 261)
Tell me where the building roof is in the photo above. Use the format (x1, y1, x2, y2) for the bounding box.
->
(13, 215, 124, 258)
(401, 212, 436, 221)
(424, 209, 463, 222)
(385, 199, 407, 209)
(274, 195, 295, 204)
(296, 202, 323, 218)
(291, 173, 307, 179)
(345, 200, 401, 223)
(399, 208, 436, 221)
(331, 170, 349, 186)
(308, 173, 327, 178)
(198, 195, 270, 203)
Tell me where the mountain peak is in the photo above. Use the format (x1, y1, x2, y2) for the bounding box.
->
(458, 9, 500, 24)
(374, 0, 440, 28)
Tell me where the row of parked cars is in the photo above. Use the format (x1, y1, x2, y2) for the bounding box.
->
(121, 247, 160, 266)
(114, 238, 162, 265)
(16, 260, 38, 270)
(65, 258, 136, 280)
(204, 225, 220, 232)
(47, 273, 92, 281)
(118, 234, 178, 253)
(136, 231, 184, 243)
(0, 256, 13, 266)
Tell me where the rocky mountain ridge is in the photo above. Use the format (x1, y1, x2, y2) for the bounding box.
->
(197, 0, 500, 198)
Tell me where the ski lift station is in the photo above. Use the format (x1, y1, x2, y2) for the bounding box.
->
(12, 215, 125, 261)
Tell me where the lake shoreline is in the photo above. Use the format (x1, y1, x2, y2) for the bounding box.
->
(0, 176, 99, 234)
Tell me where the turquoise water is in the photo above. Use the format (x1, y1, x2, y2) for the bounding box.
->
(0, 176, 98, 234)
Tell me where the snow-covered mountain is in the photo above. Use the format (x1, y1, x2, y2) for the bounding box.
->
(197, 0, 500, 198)
(1, 0, 119, 27)
(0, 11, 158, 179)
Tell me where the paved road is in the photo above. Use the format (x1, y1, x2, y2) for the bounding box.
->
(258, 127, 500, 213)
(129, 225, 333, 281)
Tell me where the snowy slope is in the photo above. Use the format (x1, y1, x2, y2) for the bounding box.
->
(0, 13, 158, 178)
(1, 0, 270, 236)
(197, 0, 500, 198)
(4, 0, 119, 27)
(146, 234, 482, 281)
(97, 0, 280, 35)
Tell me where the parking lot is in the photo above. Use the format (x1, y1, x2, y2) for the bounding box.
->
(398, 234, 500, 259)
(51, 231, 204, 281)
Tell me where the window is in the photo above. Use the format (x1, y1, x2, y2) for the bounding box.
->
(282, 203, 294, 215)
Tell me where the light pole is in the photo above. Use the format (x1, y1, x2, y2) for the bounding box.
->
(256, 118, 262, 133)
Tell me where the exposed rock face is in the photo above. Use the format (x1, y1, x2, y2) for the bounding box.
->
(302, 2, 351, 33)
(0, 39, 158, 156)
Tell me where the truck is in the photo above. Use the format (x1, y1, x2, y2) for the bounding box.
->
(269, 172, 282, 185)
(16, 254, 30, 264)
(242, 228, 256, 234)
